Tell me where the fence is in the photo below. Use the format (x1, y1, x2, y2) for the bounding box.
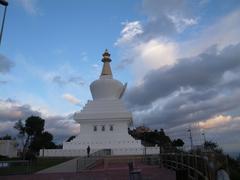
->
(159, 152, 228, 180)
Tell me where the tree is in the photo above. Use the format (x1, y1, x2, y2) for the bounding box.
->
(14, 119, 26, 153)
(172, 139, 185, 147)
(14, 116, 56, 159)
(25, 116, 45, 136)
(129, 127, 172, 152)
(237, 153, 240, 161)
(30, 131, 56, 155)
(23, 116, 44, 153)
(0, 134, 12, 140)
(204, 140, 222, 153)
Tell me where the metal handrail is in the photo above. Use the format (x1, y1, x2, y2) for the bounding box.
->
(160, 153, 210, 180)
(76, 149, 111, 172)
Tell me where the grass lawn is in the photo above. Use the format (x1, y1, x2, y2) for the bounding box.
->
(0, 157, 74, 176)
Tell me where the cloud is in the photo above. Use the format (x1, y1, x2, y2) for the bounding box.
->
(0, 54, 14, 74)
(52, 75, 65, 86)
(168, 15, 198, 33)
(115, 21, 143, 46)
(115, 38, 178, 80)
(17, 0, 40, 15)
(164, 115, 240, 152)
(113, 1, 240, 153)
(180, 9, 240, 58)
(199, 115, 231, 129)
(52, 75, 85, 87)
(0, 98, 41, 122)
(43, 114, 79, 142)
(132, 39, 178, 79)
(124, 43, 240, 152)
(126, 43, 240, 107)
(123, 43, 240, 153)
(114, 0, 198, 77)
(116, 2, 240, 80)
(68, 76, 85, 86)
(141, 0, 196, 37)
(0, 98, 79, 142)
(62, 94, 81, 105)
(0, 98, 42, 136)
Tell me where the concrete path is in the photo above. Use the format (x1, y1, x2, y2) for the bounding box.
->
(1, 159, 176, 180)
(37, 158, 78, 173)
(1, 167, 175, 180)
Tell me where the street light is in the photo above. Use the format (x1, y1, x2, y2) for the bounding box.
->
(187, 128, 193, 151)
(202, 132, 206, 144)
(0, 0, 8, 46)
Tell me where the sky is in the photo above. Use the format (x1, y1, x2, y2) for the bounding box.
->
(0, 0, 240, 155)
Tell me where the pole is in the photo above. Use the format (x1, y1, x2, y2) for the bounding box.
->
(188, 128, 193, 151)
(0, 0, 8, 46)
(202, 132, 206, 143)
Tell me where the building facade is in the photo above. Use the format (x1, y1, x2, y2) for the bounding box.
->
(40, 50, 159, 157)
(63, 50, 142, 151)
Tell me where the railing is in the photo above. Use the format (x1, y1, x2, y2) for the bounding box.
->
(158, 152, 229, 180)
(76, 149, 111, 172)
(161, 153, 209, 180)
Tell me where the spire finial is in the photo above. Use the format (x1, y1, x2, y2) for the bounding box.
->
(102, 49, 111, 62)
(101, 49, 112, 76)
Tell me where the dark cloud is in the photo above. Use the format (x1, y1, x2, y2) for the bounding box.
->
(43, 114, 79, 142)
(0, 99, 41, 122)
(0, 99, 42, 137)
(0, 99, 79, 143)
(138, 89, 240, 129)
(125, 43, 240, 134)
(0, 54, 14, 74)
(126, 43, 240, 107)
(52, 75, 84, 86)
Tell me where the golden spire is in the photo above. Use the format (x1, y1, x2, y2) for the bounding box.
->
(101, 49, 112, 76)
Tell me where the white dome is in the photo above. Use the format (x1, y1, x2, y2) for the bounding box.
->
(90, 75, 124, 100)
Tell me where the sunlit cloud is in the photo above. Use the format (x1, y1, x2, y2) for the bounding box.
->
(199, 115, 232, 129)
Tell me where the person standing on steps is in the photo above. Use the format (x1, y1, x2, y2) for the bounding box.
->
(87, 146, 90, 157)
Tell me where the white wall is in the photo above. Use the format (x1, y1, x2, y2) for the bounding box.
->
(63, 119, 142, 150)
(40, 147, 160, 157)
(0, 140, 18, 158)
(40, 149, 87, 157)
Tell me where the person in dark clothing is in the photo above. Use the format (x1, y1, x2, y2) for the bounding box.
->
(87, 146, 90, 157)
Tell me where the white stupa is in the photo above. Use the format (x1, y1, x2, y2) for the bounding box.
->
(63, 50, 142, 154)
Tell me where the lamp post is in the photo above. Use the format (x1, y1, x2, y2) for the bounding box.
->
(187, 128, 193, 151)
(202, 132, 206, 144)
(0, 0, 8, 46)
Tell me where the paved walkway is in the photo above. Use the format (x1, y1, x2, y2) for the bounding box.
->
(37, 157, 78, 174)
(1, 162, 176, 180)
